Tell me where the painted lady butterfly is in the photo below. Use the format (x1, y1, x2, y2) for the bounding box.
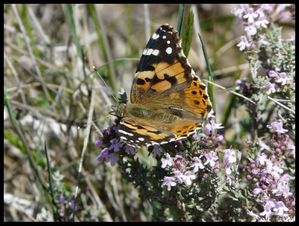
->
(115, 24, 212, 148)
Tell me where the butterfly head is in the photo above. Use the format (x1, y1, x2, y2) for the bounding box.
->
(110, 103, 127, 119)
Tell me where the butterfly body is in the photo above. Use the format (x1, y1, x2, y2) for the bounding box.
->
(116, 24, 212, 147)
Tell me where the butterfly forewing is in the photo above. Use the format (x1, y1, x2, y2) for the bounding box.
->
(130, 24, 192, 104)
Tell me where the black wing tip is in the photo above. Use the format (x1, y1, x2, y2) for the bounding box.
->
(158, 24, 178, 35)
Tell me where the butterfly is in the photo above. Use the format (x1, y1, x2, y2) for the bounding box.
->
(115, 24, 212, 148)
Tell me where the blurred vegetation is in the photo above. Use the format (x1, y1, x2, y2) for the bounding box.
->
(4, 4, 294, 221)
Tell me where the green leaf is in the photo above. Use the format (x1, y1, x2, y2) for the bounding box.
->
(65, 4, 82, 60)
(4, 130, 26, 154)
(88, 4, 117, 92)
(177, 4, 186, 38)
(182, 11, 194, 57)
(198, 33, 215, 112)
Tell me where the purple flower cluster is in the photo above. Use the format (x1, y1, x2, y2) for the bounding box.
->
(267, 121, 295, 158)
(267, 120, 288, 135)
(234, 4, 271, 51)
(96, 124, 137, 165)
(222, 148, 238, 185)
(265, 70, 290, 94)
(246, 157, 294, 221)
(234, 4, 293, 51)
(245, 120, 294, 221)
(161, 114, 227, 191)
(161, 117, 226, 191)
(161, 149, 224, 191)
(199, 115, 224, 148)
(161, 153, 202, 191)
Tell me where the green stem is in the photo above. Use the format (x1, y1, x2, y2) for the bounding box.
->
(198, 33, 216, 113)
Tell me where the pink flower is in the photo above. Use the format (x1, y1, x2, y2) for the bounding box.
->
(269, 163, 284, 180)
(203, 118, 224, 136)
(204, 151, 218, 167)
(173, 170, 185, 184)
(278, 11, 292, 22)
(275, 72, 289, 86)
(237, 36, 251, 51)
(254, 18, 269, 29)
(258, 36, 269, 46)
(256, 153, 268, 165)
(245, 24, 258, 36)
(216, 134, 224, 143)
(268, 70, 289, 86)
(273, 201, 289, 217)
(225, 167, 232, 175)
(243, 7, 259, 23)
(268, 70, 279, 78)
(182, 171, 196, 186)
(267, 121, 288, 134)
(191, 157, 205, 173)
(265, 82, 276, 94)
(223, 149, 237, 177)
(223, 149, 237, 165)
(161, 153, 174, 168)
(233, 4, 249, 18)
(162, 176, 176, 191)
(253, 187, 264, 195)
(272, 174, 292, 197)
(260, 199, 276, 217)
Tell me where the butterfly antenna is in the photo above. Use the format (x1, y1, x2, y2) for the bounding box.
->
(93, 66, 118, 103)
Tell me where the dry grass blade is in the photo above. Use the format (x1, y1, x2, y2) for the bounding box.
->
(204, 79, 256, 105)
(27, 6, 50, 45)
(144, 4, 151, 41)
(204, 63, 249, 77)
(81, 170, 112, 221)
(4, 52, 27, 105)
(267, 96, 295, 114)
(11, 4, 52, 103)
(74, 77, 96, 206)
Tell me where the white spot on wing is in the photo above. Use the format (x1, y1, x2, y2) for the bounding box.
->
(152, 33, 159, 40)
(138, 137, 145, 141)
(166, 47, 172, 55)
(152, 49, 159, 56)
(147, 48, 153, 55)
(119, 129, 134, 137)
(162, 35, 166, 39)
(167, 40, 170, 44)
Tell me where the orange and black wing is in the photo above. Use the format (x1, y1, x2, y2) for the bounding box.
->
(130, 24, 193, 104)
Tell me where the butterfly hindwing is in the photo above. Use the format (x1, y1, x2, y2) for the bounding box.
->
(119, 117, 175, 147)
